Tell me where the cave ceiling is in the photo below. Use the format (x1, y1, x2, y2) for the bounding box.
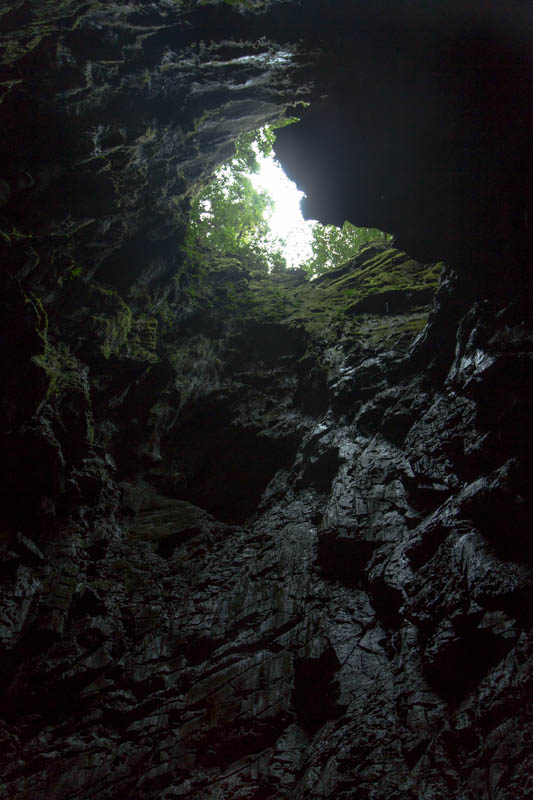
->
(1, 0, 531, 286)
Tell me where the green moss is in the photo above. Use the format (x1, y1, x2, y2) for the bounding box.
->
(168, 333, 220, 374)
(1, 226, 35, 243)
(318, 246, 441, 308)
(151, 240, 439, 363)
(155, 300, 178, 333)
(25, 294, 58, 397)
(279, 244, 441, 347)
(167, 241, 439, 353)
(33, 340, 88, 399)
(248, 279, 296, 322)
(0, 1, 111, 67)
(126, 315, 159, 362)
(88, 286, 164, 362)
(92, 294, 132, 360)
(341, 312, 429, 351)
(26, 294, 88, 399)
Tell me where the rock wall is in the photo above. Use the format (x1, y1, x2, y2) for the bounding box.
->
(1, 2, 532, 799)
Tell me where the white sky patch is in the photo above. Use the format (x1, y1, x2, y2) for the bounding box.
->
(250, 154, 317, 269)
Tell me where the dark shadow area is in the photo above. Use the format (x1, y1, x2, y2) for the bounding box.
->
(275, 3, 533, 271)
(293, 646, 345, 733)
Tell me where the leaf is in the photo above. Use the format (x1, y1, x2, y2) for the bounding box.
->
(302, 222, 392, 277)
(183, 126, 288, 273)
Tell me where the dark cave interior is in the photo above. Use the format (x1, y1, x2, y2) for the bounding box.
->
(0, 1, 532, 798)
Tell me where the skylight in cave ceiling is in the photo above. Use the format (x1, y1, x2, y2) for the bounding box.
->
(250, 151, 316, 269)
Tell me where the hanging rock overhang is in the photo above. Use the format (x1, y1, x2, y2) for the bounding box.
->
(273, 0, 533, 272)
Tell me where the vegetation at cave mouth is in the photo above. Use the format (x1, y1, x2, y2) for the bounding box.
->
(183, 125, 393, 277)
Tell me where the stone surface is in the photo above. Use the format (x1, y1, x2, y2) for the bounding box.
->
(0, 2, 532, 799)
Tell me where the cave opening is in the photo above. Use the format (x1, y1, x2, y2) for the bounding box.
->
(185, 121, 393, 277)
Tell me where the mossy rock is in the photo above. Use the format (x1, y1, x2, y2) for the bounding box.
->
(125, 315, 159, 362)
(282, 243, 442, 347)
(156, 243, 441, 357)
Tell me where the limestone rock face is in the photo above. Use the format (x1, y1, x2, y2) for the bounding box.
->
(0, 2, 532, 799)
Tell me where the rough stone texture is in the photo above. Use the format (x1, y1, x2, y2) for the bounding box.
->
(1, 2, 532, 799)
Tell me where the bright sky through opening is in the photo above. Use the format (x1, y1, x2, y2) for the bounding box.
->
(250, 154, 317, 269)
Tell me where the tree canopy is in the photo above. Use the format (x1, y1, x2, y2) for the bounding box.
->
(183, 125, 392, 277)
(301, 222, 392, 277)
(183, 126, 286, 273)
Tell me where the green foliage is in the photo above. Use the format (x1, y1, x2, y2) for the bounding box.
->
(302, 221, 393, 277)
(233, 126, 275, 172)
(183, 121, 389, 280)
(183, 127, 287, 274)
